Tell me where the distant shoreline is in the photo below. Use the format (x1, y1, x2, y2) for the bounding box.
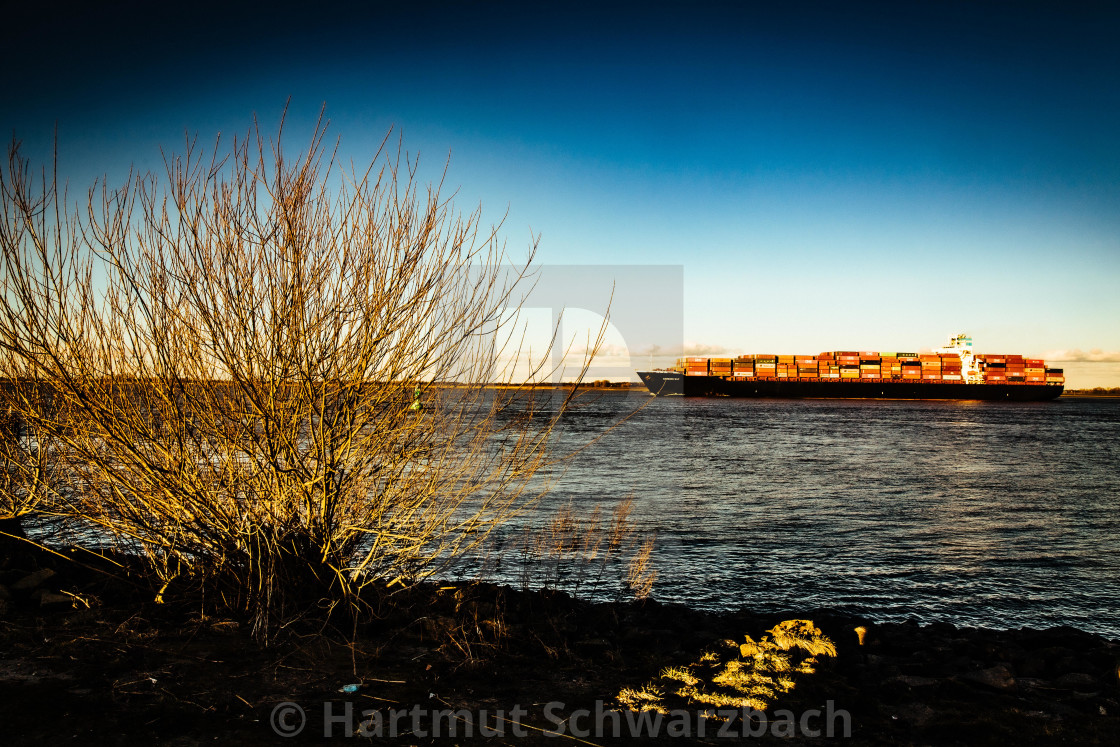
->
(479, 382, 645, 391)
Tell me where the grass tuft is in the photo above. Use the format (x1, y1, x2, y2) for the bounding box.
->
(616, 619, 837, 717)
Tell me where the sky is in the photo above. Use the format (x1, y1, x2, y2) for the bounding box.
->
(5, 0, 1119, 386)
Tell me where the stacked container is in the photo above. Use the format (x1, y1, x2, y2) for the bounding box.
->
(756, 356, 777, 378)
(710, 358, 732, 378)
(941, 354, 963, 381)
(901, 356, 921, 379)
(733, 356, 755, 377)
(1025, 358, 1045, 383)
(1004, 355, 1026, 382)
(979, 355, 1006, 383)
(683, 357, 708, 376)
(675, 347, 1064, 386)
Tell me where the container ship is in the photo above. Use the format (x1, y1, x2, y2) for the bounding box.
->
(637, 334, 1064, 401)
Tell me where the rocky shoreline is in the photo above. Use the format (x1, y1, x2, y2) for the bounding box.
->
(1, 554, 1117, 745)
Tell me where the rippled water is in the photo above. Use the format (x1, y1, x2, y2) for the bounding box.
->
(529, 392, 1120, 637)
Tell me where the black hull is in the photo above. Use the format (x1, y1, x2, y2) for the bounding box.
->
(637, 371, 1063, 401)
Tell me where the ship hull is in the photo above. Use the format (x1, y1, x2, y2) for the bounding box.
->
(637, 371, 1064, 401)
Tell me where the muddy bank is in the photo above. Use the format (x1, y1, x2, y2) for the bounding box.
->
(0, 553, 1117, 745)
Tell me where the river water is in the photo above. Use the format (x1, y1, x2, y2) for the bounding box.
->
(524, 392, 1120, 637)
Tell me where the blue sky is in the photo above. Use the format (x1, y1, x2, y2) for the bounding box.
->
(5, 1, 1119, 385)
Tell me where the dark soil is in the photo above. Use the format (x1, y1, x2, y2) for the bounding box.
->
(1, 550, 1117, 745)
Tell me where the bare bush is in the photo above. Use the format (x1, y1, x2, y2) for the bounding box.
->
(0, 386, 69, 549)
(0, 111, 605, 638)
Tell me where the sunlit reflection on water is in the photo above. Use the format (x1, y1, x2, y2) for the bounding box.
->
(521, 393, 1120, 636)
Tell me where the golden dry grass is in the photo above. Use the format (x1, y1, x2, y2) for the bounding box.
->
(617, 619, 837, 717)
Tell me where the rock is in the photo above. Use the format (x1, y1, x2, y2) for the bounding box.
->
(1016, 677, 1051, 690)
(889, 674, 940, 687)
(209, 620, 240, 634)
(39, 591, 72, 606)
(944, 654, 974, 673)
(458, 600, 496, 619)
(963, 664, 1015, 690)
(1054, 672, 1098, 691)
(1047, 702, 1085, 717)
(621, 627, 650, 642)
(1015, 652, 1049, 678)
(927, 621, 957, 636)
(12, 568, 55, 591)
(896, 702, 936, 726)
(0, 584, 11, 600)
(1016, 645, 1075, 678)
(421, 615, 456, 638)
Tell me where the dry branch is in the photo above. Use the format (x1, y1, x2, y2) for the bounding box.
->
(0, 111, 609, 640)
